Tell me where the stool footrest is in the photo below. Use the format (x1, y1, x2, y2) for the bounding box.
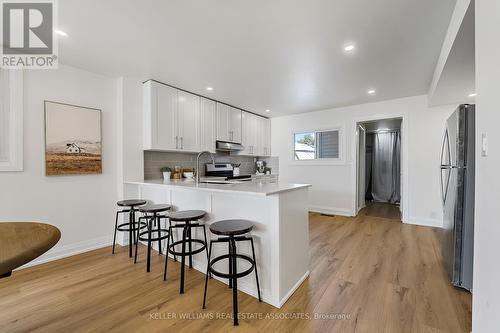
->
(168, 239, 206, 256)
(116, 221, 147, 232)
(138, 229, 170, 242)
(209, 254, 255, 279)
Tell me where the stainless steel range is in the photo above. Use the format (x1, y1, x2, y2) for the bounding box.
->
(203, 163, 251, 184)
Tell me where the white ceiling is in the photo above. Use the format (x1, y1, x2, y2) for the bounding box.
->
(57, 0, 457, 117)
(429, 1, 475, 106)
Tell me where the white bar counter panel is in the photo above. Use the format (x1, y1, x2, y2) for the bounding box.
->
(124, 180, 311, 308)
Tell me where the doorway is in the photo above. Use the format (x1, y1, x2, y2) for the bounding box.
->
(356, 118, 403, 220)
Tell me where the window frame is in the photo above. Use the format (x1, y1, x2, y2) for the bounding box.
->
(291, 125, 345, 165)
(0, 69, 23, 171)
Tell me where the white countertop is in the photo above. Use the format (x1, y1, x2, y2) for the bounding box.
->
(125, 179, 311, 196)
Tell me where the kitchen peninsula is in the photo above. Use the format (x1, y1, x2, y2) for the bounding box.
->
(124, 179, 311, 308)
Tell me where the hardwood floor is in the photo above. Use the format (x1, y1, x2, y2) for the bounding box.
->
(358, 202, 401, 220)
(0, 212, 471, 333)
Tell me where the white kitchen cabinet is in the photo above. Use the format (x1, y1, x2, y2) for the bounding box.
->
(240, 112, 271, 156)
(177, 90, 200, 151)
(143, 81, 177, 150)
(260, 117, 271, 156)
(241, 112, 259, 155)
(216, 103, 242, 143)
(200, 98, 216, 153)
(143, 81, 200, 152)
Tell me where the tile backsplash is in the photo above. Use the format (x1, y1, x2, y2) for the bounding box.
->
(144, 151, 279, 180)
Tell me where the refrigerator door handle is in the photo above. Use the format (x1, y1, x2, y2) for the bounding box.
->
(440, 166, 451, 207)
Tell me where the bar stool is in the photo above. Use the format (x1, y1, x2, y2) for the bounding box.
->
(202, 219, 261, 326)
(134, 204, 172, 272)
(164, 210, 209, 294)
(112, 199, 147, 257)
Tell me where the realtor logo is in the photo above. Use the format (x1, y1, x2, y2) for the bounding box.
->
(1, 0, 58, 68)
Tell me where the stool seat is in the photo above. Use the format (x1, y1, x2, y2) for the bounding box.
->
(169, 210, 206, 221)
(117, 199, 147, 207)
(209, 220, 253, 236)
(139, 204, 172, 213)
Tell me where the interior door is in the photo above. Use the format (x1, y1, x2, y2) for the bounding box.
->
(357, 125, 366, 211)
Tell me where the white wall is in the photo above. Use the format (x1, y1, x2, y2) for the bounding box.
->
(472, 0, 500, 331)
(271, 95, 454, 227)
(0, 65, 118, 264)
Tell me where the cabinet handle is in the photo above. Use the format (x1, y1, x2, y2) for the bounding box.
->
(176, 136, 179, 149)
(181, 137, 183, 149)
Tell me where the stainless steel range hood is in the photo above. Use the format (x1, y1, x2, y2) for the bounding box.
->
(216, 141, 244, 151)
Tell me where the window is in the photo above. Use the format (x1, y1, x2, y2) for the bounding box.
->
(0, 69, 23, 171)
(294, 129, 340, 160)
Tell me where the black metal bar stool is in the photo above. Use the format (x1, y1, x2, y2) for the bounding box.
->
(202, 219, 261, 326)
(163, 210, 209, 294)
(112, 199, 147, 257)
(134, 204, 172, 272)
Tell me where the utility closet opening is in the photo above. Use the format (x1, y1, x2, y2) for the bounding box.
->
(356, 118, 402, 221)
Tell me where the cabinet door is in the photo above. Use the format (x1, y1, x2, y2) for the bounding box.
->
(177, 91, 200, 152)
(240, 112, 255, 155)
(229, 107, 242, 143)
(216, 103, 230, 141)
(153, 82, 178, 150)
(262, 118, 271, 156)
(200, 98, 216, 153)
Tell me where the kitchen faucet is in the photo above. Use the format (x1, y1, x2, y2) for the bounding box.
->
(196, 151, 215, 184)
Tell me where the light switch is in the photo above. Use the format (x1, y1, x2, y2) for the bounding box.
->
(481, 133, 488, 157)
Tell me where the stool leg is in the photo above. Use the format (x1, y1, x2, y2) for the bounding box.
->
(188, 222, 193, 269)
(134, 226, 139, 264)
(230, 237, 239, 326)
(169, 220, 177, 262)
(250, 237, 262, 302)
(128, 209, 134, 258)
(146, 214, 155, 272)
(132, 211, 137, 245)
(202, 241, 213, 309)
(112, 211, 119, 254)
(180, 224, 188, 293)
(157, 216, 162, 255)
(202, 225, 211, 278)
(164, 225, 171, 281)
(228, 241, 233, 289)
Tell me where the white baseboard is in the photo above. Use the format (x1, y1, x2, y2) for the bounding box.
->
(279, 270, 310, 307)
(309, 205, 352, 217)
(405, 216, 442, 228)
(17, 235, 112, 270)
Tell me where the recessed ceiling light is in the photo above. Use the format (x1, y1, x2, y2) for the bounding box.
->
(468, 93, 477, 97)
(54, 29, 68, 37)
(206, 87, 213, 91)
(265, 109, 270, 113)
(368, 89, 376, 95)
(344, 44, 355, 52)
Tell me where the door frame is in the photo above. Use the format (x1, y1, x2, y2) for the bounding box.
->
(351, 113, 408, 223)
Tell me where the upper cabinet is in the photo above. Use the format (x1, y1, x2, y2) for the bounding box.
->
(200, 97, 216, 153)
(259, 116, 271, 156)
(143, 80, 270, 155)
(216, 103, 242, 143)
(143, 81, 200, 152)
(177, 90, 201, 151)
(240, 111, 271, 156)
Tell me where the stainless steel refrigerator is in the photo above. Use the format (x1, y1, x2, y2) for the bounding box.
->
(440, 104, 475, 292)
